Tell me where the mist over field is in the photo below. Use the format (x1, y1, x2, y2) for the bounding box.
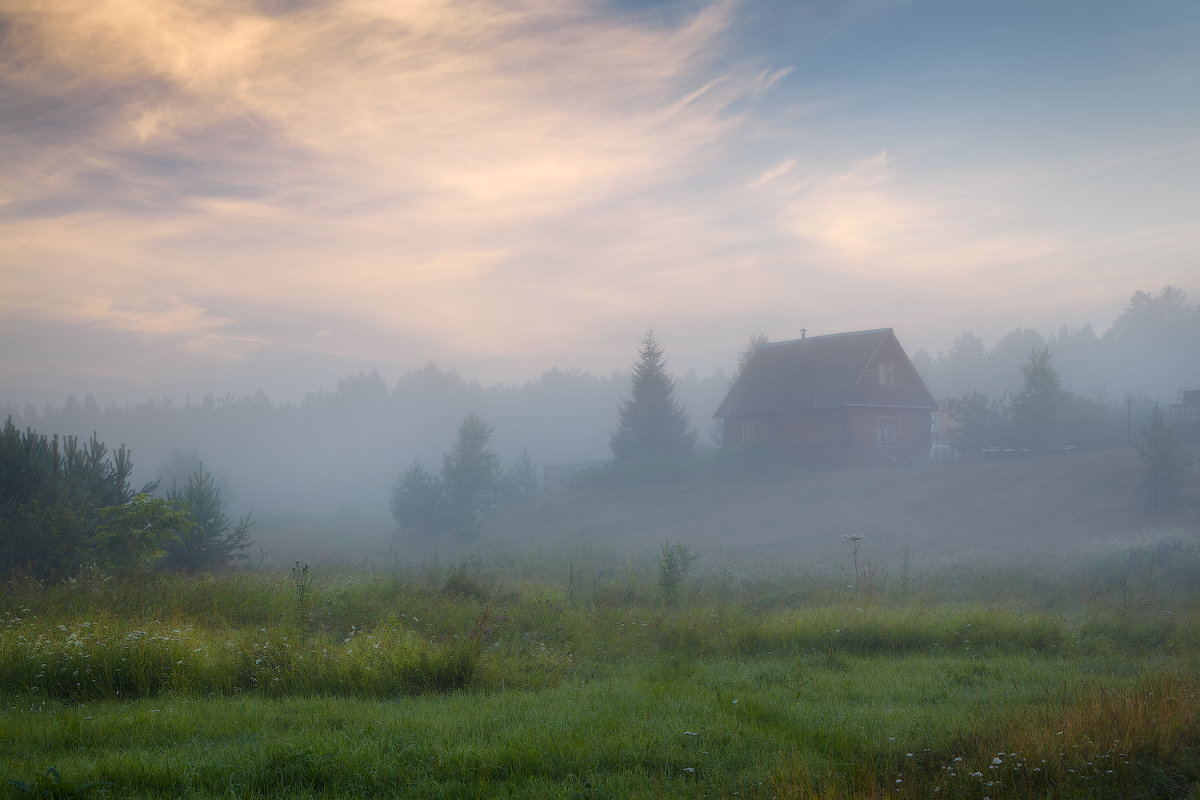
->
(3, 288, 1197, 571)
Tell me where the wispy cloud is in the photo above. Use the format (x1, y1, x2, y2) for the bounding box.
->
(1, 0, 1197, 401)
(0, 0, 770, 364)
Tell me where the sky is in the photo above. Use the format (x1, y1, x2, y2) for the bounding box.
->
(2, 0, 1198, 407)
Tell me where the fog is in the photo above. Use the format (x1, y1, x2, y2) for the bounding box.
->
(1, 362, 729, 535)
(3, 287, 1197, 566)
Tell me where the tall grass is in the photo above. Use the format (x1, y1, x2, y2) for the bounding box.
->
(4, 549, 1198, 701)
(2, 546, 1198, 798)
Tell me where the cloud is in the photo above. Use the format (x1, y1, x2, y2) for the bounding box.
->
(0, 0, 773, 364)
(2, 0, 745, 217)
(774, 151, 1068, 280)
(1, 0, 1197, 401)
(753, 157, 796, 186)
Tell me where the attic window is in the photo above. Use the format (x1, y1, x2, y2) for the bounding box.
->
(878, 361, 897, 387)
(741, 423, 755, 443)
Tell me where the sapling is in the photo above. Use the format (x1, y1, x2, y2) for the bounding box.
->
(290, 562, 313, 620)
(659, 540, 696, 604)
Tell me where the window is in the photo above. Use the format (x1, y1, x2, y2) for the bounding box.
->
(878, 361, 897, 387)
(741, 423, 755, 443)
(876, 418, 898, 446)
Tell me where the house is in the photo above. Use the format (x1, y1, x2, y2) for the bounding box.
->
(713, 328, 938, 467)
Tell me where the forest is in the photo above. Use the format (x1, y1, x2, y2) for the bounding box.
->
(1, 286, 1197, 572)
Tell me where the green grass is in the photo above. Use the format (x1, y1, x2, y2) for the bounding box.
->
(2, 548, 1199, 798)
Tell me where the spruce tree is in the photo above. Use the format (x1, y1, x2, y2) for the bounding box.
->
(501, 449, 541, 504)
(441, 414, 502, 538)
(610, 330, 696, 462)
(1137, 406, 1190, 521)
(390, 460, 445, 537)
(165, 463, 252, 571)
(1009, 346, 1063, 446)
(731, 333, 769, 384)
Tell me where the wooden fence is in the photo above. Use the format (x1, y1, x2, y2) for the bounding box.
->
(933, 399, 1200, 463)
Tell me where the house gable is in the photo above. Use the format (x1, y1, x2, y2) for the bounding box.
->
(713, 328, 937, 466)
(845, 332, 939, 410)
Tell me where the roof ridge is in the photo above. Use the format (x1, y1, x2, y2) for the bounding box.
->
(766, 328, 892, 347)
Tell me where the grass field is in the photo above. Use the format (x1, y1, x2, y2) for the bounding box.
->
(3, 533, 1199, 799)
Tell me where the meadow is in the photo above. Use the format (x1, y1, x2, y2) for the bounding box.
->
(2, 533, 1199, 799)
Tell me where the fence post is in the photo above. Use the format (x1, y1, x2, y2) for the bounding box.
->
(1127, 397, 1133, 447)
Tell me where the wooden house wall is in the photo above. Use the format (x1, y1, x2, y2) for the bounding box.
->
(726, 407, 932, 466)
(845, 409, 932, 465)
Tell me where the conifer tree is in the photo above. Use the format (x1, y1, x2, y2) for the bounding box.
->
(164, 464, 253, 571)
(441, 414, 502, 538)
(0, 417, 157, 578)
(1009, 346, 1063, 446)
(610, 330, 695, 462)
(501, 449, 541, 504)
(390, 460, 444, 537)
(1137, 406, 1190, 521)
(731, 333, 769, 384)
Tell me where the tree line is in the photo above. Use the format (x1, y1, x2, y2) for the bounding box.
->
(915, 286, 1200, 403)
(1, 418, 251, 578)
(391, 330, 699, 539)
(4, 287, 1195, 568)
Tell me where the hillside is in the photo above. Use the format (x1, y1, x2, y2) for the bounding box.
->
(476, 449, 1177, 570)
(252, 448, 1195, 572)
